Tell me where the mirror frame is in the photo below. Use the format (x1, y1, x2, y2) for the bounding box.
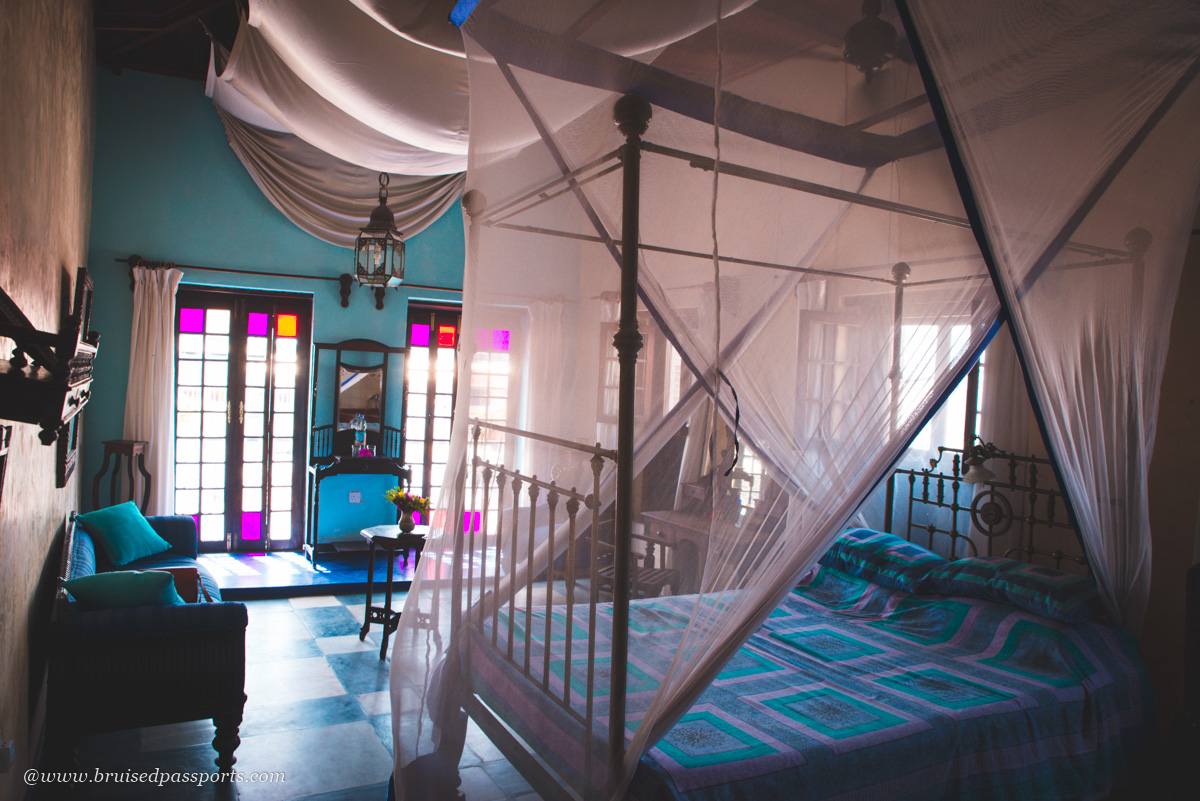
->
(312, 337, 406, 438)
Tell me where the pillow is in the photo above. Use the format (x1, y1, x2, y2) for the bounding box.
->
(818, 528, 946, 593)
(921, 556, 1105, 624)
(63, 570, 186, 610)
(75, 502, 171, 566)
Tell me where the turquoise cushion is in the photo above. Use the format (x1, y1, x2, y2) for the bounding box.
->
(818, 528, 946, 593)
(75, 502, 171, 566)
(922, 556, 1105, 624)
(63, 570, 186, 609)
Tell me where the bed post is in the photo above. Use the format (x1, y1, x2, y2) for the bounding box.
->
(889, 262, 910, 436)
(609, 92, 651, 798)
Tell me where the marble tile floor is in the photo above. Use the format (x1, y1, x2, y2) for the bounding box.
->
(31, 593, 541, 801)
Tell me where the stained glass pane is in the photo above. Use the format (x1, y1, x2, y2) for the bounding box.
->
(410, 324, 430, 347)
(175, 463, 200, 489)
(201, 463, 224, 488)
(275, 338, 297, 363)
(177, 413, 201, 438)
(206, 308, 231, 334)
(175, 438, 200, 463)
(247, 312, 268, 337)
(200, 515, 224, 543)
(243, 463, 262, 487)
(243, 438, 263, 463)
(204, 335, 230, 360)
(437, 325, 456, 347)
(269, 511, 291, 539)
(274, 388, 295, 411)
(246, 337, 268, 362)
(245, 388, 265, 413)
(179, 308, 205, 333)
(276, 314, 298, 337)
(241, 511, 262, 541)
(177, 387, 202, 412)
(243, 488, 262, 512)
(272, 438, 293, 462)
(245, 362, 266, 387)
(201, 488, 224, 513)
(492, 329, 510, 351)
(244, 412, 264, 437)
(178, 361, 202, 386)
(203, 387, 227, 411)
(204, 361, 228, 387)
(272, 413, 294, 437)
(178, 334, 204, 359)
(174, 489, 199, 514)
(201, 438, 226, 464)
(202, 412, 226, 437)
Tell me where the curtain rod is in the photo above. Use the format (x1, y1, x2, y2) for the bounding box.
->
(117, 255, 462, 295)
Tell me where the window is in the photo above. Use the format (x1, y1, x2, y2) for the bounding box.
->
(174, 289, 312, 551)
(404, 306, 461, 517)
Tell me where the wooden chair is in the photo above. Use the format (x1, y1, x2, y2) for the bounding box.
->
(595, 520, 678, 599)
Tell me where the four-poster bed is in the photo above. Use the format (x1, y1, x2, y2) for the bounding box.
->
(390, 1, 1200, 800)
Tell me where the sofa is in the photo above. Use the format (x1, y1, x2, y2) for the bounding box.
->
(47, 513, 247, 770)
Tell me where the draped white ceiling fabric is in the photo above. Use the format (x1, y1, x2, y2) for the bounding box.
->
(377, 0, 1200, 799)
(205, 0, 469, 245)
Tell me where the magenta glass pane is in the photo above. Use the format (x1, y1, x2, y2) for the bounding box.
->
(247, 312, 269, 337)
(492, 329, 510, 352)
(463, 510, 481, 533)
(192, 514, 201, 535)
(179, 308, 205, 333)
(241, 511, 262, 541)
(410, 323, 430, 347)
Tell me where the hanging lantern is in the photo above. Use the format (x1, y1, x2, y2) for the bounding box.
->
(844, 0, 897, 84)
(354, 173, 405, 288)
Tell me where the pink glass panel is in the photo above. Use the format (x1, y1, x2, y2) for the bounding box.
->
(491, 329, 510, 352)
(241, 511, 262, 541)
(247, 312, 268, 337)
(411, 323, 430, 347)
(192, 514, 201, 534)
(179, 308, 205, 333)
(463, 510, 481, 533)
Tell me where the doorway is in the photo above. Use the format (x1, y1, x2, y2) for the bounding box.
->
(173, 288, 312, 551)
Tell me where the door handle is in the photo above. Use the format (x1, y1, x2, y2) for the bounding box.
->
(227, 401, 232, 424)
(239, 401, 244, 424)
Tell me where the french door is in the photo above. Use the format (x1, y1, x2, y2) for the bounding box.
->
(174, 288, 312, 551)
(403, 305, 461, 521)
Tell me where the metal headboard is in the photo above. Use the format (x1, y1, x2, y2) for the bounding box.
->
(883, 445, 1088, 574)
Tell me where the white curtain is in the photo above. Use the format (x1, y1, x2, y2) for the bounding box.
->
(123, 266, 183, 515)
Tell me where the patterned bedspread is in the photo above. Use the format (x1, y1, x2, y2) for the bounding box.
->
(465, 565, 1150, 801)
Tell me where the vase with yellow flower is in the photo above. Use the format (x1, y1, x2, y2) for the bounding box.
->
(384, 487, 431, 533)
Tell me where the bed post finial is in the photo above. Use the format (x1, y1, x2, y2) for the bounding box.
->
(461, 189, 487, 219)
(614, 93, 652, 137)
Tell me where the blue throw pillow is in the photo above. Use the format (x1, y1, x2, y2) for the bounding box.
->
(818, 528, 946, 593)
(75, 502, 171, 566)
(63, 570, 186, 609)
(921, 556, 1105, 624)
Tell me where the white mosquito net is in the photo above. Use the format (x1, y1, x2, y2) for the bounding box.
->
(389, 1, 1200, 799)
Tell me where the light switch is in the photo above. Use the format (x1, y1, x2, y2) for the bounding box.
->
(349, 491, 362, 504)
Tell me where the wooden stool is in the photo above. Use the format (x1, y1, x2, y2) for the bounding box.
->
(92, 439, 151, 512)
(359, 525, 427, 660)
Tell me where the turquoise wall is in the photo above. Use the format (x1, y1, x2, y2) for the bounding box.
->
(83, 69, 464, 543)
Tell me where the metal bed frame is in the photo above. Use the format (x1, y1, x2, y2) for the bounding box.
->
(426, 90, 1129, 801)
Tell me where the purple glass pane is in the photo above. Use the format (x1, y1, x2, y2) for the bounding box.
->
(241, 511, 262, 541)
(192, 514, 201, 535)
(247, 312, 269, 337)
(492, 329, 510, 352)
(463, 510, 481, 533)
(410, 323, 430, 347)
(179, 308, 205, 333)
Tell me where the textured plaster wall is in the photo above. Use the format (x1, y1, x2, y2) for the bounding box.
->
(0, 1, 94, 797)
